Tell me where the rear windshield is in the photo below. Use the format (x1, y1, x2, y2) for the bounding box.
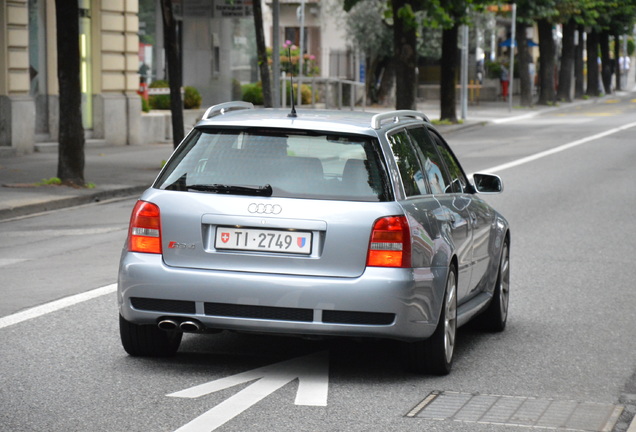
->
(154, 128, 391, 202)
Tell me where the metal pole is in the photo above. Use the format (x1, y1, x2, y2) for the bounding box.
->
(281, 71, 287, 108)
(508, 3, 516, 112)
(297, 0, 305, 106)
(460, 23, 469, 119)
(272, 0, 280, 107)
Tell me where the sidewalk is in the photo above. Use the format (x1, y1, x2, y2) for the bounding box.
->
(0, 142, 175, 220)
(0, 91, 632, 221)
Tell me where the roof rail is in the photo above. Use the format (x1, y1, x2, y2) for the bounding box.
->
(202, 101, 254, 120)
(370, 110, 430, 129)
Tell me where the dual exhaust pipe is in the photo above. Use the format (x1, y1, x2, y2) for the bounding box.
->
(158, 318, 203, 332)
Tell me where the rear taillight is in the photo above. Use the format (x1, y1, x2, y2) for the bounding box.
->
(128, 201, 162, 254)
(367, 216, 411, 268)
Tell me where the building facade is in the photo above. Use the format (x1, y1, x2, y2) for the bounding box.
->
(1, 0, 141, 155)
(0, 0, 354, 155)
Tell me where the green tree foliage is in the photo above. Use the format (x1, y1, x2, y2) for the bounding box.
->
(342, 0, 636, 112)
(516, 0, 636, 103)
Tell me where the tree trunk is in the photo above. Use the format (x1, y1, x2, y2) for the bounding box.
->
(516, 23, 532, 107)
(599, 31, 612, 94)
(613, 33, 621, 91)
(160, 0, 184, 149)
(537, 19, 556, 105)
(365, 55, 377, 103)
(440, 24, 458, 123)
(392, 0, 417, 110)
(557, 18, 575, 102)
(367, 55, 393, 105)
(375, 58, 395, 106)
(574, 25, 585, 98)
(55, 0, 85, 187)
(586, 28, 600, 97)
(253, 0, 272, 107)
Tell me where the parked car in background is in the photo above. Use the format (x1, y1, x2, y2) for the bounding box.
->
(118, 101, 510, 375)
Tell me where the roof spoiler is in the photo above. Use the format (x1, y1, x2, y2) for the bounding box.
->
(202, 101, 254, 120)
(370, 110, 429, 129)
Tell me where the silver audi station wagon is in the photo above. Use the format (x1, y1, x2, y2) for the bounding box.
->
(118, 101, 510, 374)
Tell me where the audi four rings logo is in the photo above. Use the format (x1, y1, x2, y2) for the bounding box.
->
(248, 203, 282, 214)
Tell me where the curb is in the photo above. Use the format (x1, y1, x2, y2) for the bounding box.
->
(0, 185, 147, 221)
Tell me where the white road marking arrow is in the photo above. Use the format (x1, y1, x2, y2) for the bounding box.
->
(167, 350, 329, 432)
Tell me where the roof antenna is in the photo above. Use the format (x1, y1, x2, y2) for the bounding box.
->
(287, 47, 297, 118)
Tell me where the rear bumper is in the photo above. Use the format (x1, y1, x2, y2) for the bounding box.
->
(118, 253, 447, 342)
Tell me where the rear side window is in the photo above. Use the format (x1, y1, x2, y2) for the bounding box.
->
(407, 127, 452, 194)
(429, 131, 468, 193)
(154, 128, 390, 202)
(387, 131, 427, 197)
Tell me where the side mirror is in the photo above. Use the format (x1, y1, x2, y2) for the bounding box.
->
(472, 173, 503, 194)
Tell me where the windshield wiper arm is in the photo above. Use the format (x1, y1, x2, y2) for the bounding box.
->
(187, 183, 273, 197)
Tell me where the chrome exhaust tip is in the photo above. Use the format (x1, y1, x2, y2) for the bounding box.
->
(180, 320, 203, 332)
(157, 319, 179, 331)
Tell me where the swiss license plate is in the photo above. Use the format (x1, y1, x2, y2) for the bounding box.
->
(215, 227, 312, 254)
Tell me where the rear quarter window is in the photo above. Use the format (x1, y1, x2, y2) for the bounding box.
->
(387, 130, 428, 197)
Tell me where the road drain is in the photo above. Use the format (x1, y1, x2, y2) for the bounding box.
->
(406, 391, 623, 432)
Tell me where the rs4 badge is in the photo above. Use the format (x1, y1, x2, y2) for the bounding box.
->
(168, 241, 195, 249)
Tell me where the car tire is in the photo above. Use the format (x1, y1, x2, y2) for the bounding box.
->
(479, 238, 510, 332)
(119, 314, 182, 357)
(404, 266, 457, 375)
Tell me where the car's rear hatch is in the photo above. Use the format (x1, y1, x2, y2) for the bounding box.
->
(146, 123, 401, 278)
(148, 192, 402, 278)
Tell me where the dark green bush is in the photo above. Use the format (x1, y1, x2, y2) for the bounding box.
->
(241, 82, 264, 105)
(241, 81, 316, 106)
(184, 86, 202, 109)
(149, 80, 202, 110)
(485, 61, 502, 80)
(285, 83, 316, 105)
(148, 80, 170, 110)
(140, 95, 150, 113)
(232, 79, 242, 100)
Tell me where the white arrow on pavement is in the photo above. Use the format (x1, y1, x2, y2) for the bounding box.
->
(167, 350, 329, 432)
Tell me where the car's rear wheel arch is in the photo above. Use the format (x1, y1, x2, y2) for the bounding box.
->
(403, 260, 457, 375)
(477, 233, 510, 332)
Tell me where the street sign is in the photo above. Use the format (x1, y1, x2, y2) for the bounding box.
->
(168, 351, 329, 432)
(213, 0, 253, 17)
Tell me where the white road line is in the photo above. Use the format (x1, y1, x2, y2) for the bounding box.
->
(482, 120, 636, 173)
(0, 258, 29, 267)
(0, 227, 125, 238)
(0, 283, 117, 330)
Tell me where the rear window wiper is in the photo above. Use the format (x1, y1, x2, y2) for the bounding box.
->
(187, 183, 273, 197)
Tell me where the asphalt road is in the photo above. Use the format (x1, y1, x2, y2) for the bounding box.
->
(1, 96, 635, 432)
